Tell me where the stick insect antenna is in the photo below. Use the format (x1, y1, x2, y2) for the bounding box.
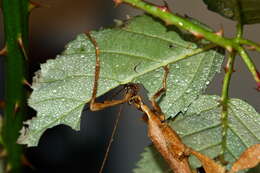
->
(98, 104, 124, 173)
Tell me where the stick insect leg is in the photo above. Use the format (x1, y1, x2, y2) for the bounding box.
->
(151, 66, 169, 118)
(86, 33, 136, 111)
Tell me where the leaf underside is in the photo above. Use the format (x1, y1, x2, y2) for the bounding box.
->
(134, 95, 260, 173)
(203, 0, 260, 24)
(18, 15, 224, 147)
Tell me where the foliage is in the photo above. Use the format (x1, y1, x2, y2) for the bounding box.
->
(203, 0, 260, 24)
(0, 0, 256, 172)
(134, 95, 260, 172)
(18, 15, 224, 147)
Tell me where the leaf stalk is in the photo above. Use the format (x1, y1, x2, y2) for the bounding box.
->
(220, 52, 236, 162)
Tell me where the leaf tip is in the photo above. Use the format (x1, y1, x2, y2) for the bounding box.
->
(17, 119, 39, 147)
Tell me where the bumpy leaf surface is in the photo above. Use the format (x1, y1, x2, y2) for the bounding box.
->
(203, 0, 260, 24)
(134, 95, 260, 172)
(18, 15, 223, 147)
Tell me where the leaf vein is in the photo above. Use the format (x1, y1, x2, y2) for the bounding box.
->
(229, 103, 260, 141)
(181, 123, 221, 139)
(31, 97, 84, 105)
(121, 28, 192, 49)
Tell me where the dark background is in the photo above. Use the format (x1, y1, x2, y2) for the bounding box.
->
(0, 0, 259, 172)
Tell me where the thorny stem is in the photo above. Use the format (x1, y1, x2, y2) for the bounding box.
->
(117, 0, 260, 88)
(237, 47, 260, 89)
(219, 10, 243, 163)
(235, 23, 243, 39)
(234, 0, 243, 39)
(1, 0, 30, 172)
(220, 51, 236, 163)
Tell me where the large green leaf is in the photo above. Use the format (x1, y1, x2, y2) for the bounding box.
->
(134, 95, 260, 172)
(203, 0, 260, 24)
(18, 15, 224, 147)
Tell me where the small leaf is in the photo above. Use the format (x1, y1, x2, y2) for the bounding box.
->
(18, 15, 224, 147)
(203, 0, 260, 24)
(229, 144, 260, 173)
(134, 95, 260, 172)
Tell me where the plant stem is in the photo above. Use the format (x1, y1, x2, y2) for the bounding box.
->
(219, 11, 244, 163)
(118, 0, 260, 88)
(1, 0, 29, 172)
(236, 38, 260, 52)
(237, 47, 260, 85)
(119, 0, 235, 49)
(220, 52, 236, 162)
(234, 0, 243, 39)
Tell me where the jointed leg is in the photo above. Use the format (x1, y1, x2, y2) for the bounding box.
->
(151, 65, 169, 116)
(86, 33, 136, 111)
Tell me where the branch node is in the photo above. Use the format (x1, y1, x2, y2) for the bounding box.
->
(226, 46, 233, 53)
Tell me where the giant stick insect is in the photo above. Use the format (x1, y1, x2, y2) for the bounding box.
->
(85, 32, 229, 173)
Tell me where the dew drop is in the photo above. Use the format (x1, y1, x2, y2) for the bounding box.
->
(185, 89, 191, 93)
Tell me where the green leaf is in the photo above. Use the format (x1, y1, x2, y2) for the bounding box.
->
(203, 0, 260, 24)
(134, 95, 260, 172)
(18, 15, 224, 147)
(134, 146, 171, 173)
